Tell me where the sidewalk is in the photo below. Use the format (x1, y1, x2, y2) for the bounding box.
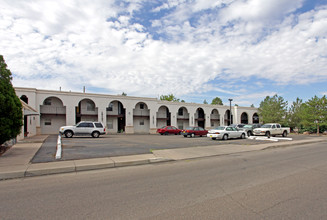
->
(0, 136, 326, 180)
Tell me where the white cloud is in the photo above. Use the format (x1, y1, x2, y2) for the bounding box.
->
(0, 0, 326, 105)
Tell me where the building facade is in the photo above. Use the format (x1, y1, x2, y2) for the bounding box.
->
(15, 87, 260, 136)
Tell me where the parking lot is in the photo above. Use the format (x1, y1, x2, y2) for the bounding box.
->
(31, 133, 319, 163)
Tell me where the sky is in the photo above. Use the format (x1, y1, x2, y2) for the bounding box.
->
(1, 0, 327, 107)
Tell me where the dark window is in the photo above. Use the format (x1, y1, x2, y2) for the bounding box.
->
(107, 103, 113, 111)
(95, 123, 103, 128)
(276, 124, 281, 128)
(272, 125, 276, 129)
(87, 123, 94, 127)
(86, 101, 95, 111)
(178, 108, 183, 116)
(44, 99, 51, 105)
(140, 103, 144, 109)
(77, 123, 88, 127)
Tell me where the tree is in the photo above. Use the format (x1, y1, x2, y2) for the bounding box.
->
(203, 99, 208, 104)
(288, 97, 304, 131)
(250, 104, 255, 108)
(301, 95, 327, 134)
(211, 97, 223, 105)
(0, 55, 23, 146)
(121, 92, 127, 96)
(160, 94, 180, 102)
(258, 94, 288, 124)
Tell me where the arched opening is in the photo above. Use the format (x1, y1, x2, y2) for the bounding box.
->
(40, 96, 66, 134)
(177, 107, 189, 129)
(210, 109, 220, 128)
(253, 113, 259, 124)
(20, 95, 28, 104)
(107, 101, 125, 133)
(133, 102, 150, 133)
(196, 107, 205, 128)
(157, 106, 170, 128)
(224, 110, 232, 125)
(76, 99, 98, 124)
(241, 112, 248, 124)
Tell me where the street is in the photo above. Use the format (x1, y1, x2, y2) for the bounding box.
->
(1, 142, 327, 219)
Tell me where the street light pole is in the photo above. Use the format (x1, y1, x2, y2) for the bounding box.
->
(228, 99, 233, 125)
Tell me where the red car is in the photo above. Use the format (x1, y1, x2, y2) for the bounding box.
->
(157, 126, 182, 135)
(182, 126, 208, 137)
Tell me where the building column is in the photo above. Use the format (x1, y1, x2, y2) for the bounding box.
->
(125, 106, 134, 134)
(149, 109, 157, 134)
(66, 103, 76, 126)
(97, 104, 107, 128)
(189, 110, 195, 127)
(205, 114, 211, 130)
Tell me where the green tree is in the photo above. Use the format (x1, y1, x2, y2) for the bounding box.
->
(250, 104, 255, 108)
(258, 94, 288, 124)
(211, 97, 223, 105)
(301, 95, 327, 134)
(203, 99, 208, 104)
(0, 55, 23, 146)
(288, 97, 304, 131)
(160, 94, 180, 102)
(121, 92, 127, 96)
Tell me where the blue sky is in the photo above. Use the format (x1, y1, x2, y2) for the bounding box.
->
(1, 0, 327, 107)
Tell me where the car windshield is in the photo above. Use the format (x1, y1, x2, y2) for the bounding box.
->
(214, 126, 225, 130)
(261, 124, 272, 128)
(161, 126, 166, 128)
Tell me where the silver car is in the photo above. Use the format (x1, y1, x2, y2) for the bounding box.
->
(207, 126, 246, 140)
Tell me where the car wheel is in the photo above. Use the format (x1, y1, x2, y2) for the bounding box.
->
(92, 131, 100, 138)
(247, 131, 252, 137)
(64, 131, 73, 138)
(178, 132, 181, 135)
(223, 134, 228, 140)
(241, 133, 245, 139)
(265, 131, 270, 137)
(282, 131, 287, 137)
(183, 135, 187, 138)
(212, 137, 216, 140)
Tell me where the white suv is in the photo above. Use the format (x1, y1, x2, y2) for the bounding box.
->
(59, 121, 106, 138)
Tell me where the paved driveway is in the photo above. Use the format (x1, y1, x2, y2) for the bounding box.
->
(31, 134, 318, 163)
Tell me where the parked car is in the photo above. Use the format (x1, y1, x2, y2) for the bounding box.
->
(182, 127, 208, 137)
(239, 124, 261, 136)
(59, 121, 106, 138)
(157, 126, 182, 135)
(207, 126, 246, 140)
(229, 124, 246, 129)
(253, 123, 290, 137)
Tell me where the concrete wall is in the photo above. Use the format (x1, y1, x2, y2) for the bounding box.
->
(15, 87, 259, 135)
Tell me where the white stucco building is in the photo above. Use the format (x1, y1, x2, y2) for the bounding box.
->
(15, 87, 259, 137)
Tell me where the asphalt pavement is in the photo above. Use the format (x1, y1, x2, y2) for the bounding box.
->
(0, 134, 326, 180)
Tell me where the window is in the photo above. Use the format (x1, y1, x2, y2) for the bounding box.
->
(178, 108, 183, 116)
(140, 103, 144, 109)
(44, 119, 51, 126)
(95, 123, 103, 128)
(86, 101, 95, 111)
(140, 120, 144, 126)
(107, 103, 113, 111)
(44, 98, 51, 105)
(199, 127, 204, 131)
(77, 123, 88, 127)
(276, 124, 281, 128)
(272, 125, 276, 129)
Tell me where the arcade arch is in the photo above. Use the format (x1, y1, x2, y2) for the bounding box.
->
(133, 102, 150, 133)
(40, 96, 66, 134)
(107, 100, 125, 133)
(177, 107, 189, 129)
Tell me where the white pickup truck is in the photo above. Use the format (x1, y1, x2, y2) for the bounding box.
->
(253, 123, 290, 137)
